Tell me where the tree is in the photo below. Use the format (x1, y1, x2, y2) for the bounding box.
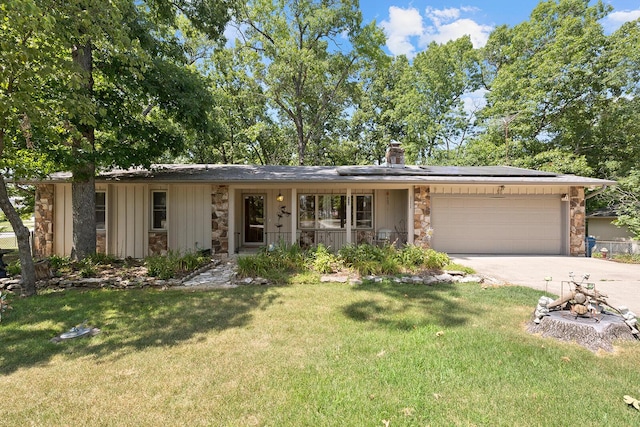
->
(234, 0, 385, 165)
(0, 0, 71, 295)
(347, 55, 405, 165)
(48, 0, 233, 260)
(477, 0, 614, 174)
(396, 37, 481, 164)
(0, 0, 233, 293)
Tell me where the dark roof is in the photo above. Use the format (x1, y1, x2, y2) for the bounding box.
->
(45, 164, 615, 186)
(587, 207, 619, 218)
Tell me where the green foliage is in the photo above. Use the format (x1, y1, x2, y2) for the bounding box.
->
(307, 244, 339, 274)
(6, 261, 21, 277)
(77, 258, 98, 278)
(48, 255, 72, 273)
(608, 170, 640, 239)
(336, 244, 449, 276)
(611, 253, 640, 264)
(145, 250, 210, 280)
(236, 243, 306, 282)
(235, 0, 386, 165)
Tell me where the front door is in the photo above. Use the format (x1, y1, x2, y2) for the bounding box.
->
(244, 195, 265, 245)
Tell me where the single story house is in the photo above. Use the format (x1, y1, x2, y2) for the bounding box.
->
(586, 207, 633, 241)
(31, 146, 614, 258)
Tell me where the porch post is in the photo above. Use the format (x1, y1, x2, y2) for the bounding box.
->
(291, 188, 297, 246)
(408, 186, 415, 245)
(346, 188, 352, 244)
(228, 186, 235, 255)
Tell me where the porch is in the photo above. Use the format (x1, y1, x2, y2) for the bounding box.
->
(229, 186, 411, 254)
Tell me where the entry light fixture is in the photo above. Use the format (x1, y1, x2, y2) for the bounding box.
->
(276, 191, 284, 202)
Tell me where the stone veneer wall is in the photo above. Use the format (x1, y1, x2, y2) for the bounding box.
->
(569, 186, 586, 256)
(413, 186, 431, 248)
(33, 184, 55, 258)
(96, 231, 107, 254)
(211, 185, 229, 255)
(148, 232, 168, 255)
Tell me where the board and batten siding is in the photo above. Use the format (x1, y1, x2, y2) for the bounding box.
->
(53, 183, 73, 256)
(168, 184, 212, 252)
(109, 184, 148, 258)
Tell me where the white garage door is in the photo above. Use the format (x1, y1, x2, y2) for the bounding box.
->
(430, 196, 562, 254)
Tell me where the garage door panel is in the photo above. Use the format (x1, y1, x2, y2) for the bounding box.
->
(431, 196, 562, 254)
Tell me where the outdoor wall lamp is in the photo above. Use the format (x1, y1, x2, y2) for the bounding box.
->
(276, 191, 284, 202)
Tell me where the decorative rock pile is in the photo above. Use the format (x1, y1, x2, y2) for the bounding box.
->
(528, 273, 639, 352)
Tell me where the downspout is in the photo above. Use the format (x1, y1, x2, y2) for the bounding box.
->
(585, 185, 609, 200)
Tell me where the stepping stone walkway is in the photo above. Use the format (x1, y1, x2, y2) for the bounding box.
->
(179, 258, 239, 289)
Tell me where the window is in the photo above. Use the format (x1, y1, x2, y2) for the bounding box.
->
(298, 194, 372, 229)
(299, 195, 316, 228)
(95, 192, 106, 230)
(318, 195, 346, 228)
(152, 191, 167, 230)
(354, 195, 373, 229)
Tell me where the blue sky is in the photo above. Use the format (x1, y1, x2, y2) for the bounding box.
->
(359, 0, 640, 57)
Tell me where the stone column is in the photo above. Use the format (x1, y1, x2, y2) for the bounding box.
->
(96, 231, 107, 254)
(33, 184, 55, 258)
(413, 186, 431, 248)
(211, 185, 229, 255)
(148, 232, 168, 255)
(569, 186, 586, 256)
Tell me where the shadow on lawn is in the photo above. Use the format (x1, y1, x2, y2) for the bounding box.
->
(343, 279, 479, 330)
(0, 285, 280, 374)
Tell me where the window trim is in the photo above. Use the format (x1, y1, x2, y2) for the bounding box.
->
(151, 190, 168, 231)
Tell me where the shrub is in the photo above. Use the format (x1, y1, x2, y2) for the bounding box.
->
(48, 254, 71, 272)
(422, 248, 450, 269)
(145, 250, 210, 280)
(6, 260, 21, 276)
(307, 244, 339, 274)
(87, 252, 117, 265)
(237, 243, 306, 281)
(76, 258, 97, 278)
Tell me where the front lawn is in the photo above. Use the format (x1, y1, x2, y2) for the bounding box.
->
(1, 279, 639, 426)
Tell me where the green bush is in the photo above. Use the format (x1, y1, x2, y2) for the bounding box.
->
(6, 260, 21, 276)
(48, 254, 71, 272)
(87, 252, 117, 265)
(307, 244, 339, 274)
(145, 250, 210, 280)
(422, 248, 450, 269)
(77, 258, 97, 278)
(237, 243, 306, 281)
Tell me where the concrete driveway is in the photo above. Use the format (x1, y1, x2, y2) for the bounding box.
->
(449, 255, 640, 314)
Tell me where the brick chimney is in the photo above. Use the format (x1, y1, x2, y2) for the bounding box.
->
(385, 142, 405, 168)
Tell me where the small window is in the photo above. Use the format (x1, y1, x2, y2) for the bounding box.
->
(152, 191, 167, 230)
(95, 192, 106, 230)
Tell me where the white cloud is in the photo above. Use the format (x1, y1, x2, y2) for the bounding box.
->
(380, 6, 425, 57)
(423, 18, 493, 48)
(380, 5, 493, 57)
(602, 9, 640, 32)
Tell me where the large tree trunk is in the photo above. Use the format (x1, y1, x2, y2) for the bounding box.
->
(0, 177, 36, 296)
(70, 40, 97, 261)
(71, 174, 96, 260)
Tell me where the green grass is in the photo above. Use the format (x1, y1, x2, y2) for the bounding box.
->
(0, 217, 34, 232)
(1, 280, 639, 426)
